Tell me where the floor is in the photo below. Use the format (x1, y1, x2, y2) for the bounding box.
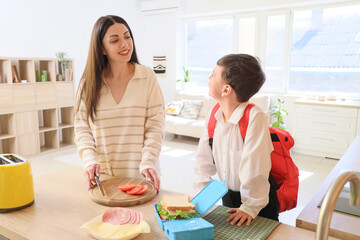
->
(28, 133, 338, 227)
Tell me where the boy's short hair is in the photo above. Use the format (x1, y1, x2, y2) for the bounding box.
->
(217, 54, 265, 102)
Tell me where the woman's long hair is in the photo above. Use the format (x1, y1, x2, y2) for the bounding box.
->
(75, 15, 139, 123)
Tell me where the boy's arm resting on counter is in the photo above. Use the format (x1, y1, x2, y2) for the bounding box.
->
(193, 118, 217, 194)
(74, 98, 98, 169)
(238, 110, 274, 218)
(139, 72, 165, 174)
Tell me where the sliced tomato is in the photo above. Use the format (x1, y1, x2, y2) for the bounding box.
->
(126, 185, 144, 195)
(134, 185, 148, 195)
(119, 184, 135, 192)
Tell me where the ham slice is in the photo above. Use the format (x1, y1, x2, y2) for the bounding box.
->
(102, 207, 144, 225)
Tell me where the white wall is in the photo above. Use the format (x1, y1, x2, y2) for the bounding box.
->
(0, 0, 177, 102)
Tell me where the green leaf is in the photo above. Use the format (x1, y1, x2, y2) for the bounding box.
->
(281, 109, 289, 115)
(272, 122, 280, 127)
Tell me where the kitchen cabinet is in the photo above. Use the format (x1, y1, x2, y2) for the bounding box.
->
(0, 57, 75, 156)
(293, 98, 360, 159)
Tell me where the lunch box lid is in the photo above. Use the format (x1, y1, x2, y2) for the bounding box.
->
(190, 179, 228, 216)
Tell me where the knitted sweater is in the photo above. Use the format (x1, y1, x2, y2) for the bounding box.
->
(74, 64, 165, 178)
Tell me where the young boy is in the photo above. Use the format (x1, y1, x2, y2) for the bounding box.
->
(193, 54, 279, 227)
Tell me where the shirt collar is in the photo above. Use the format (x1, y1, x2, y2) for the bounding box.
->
(214, 102, 249, 125)
(132, 63, 147, 79)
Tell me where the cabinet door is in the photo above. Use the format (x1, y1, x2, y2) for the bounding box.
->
(0, 85, 13, 113)
(56, 82, 74, 106)
(16, 111, 38, 135)
(35, 83, 56, 109)
(17, 134, 39, 156)
(13, 84, 36, 112)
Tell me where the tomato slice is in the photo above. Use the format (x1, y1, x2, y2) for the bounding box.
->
(134, 185, 148, 195)
(118, 184, 135, 192)
(126, 185, 144, 195)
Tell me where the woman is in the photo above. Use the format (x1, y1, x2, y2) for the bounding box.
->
(75, 15, 165, 191)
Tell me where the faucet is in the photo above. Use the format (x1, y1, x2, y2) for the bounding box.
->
(316, 171, 360, 240)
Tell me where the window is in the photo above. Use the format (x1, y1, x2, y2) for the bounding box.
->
(238, 17, 257, 55)
(289, 6, 360, 95)
(182, 3, 360, 97)
(184, 18, 233, 92)
(263, 14, 286, 92)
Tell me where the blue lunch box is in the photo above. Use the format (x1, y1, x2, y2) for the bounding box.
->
(154, 179, 228, 240)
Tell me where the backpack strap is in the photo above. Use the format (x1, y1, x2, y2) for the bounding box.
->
(208, 103, 220, 150)
(239, 103, 255, 140)
(208, 103, 254, 147)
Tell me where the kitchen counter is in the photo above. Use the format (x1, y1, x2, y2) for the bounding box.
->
(294, 98, 360, 109)
(296, 136, 360, 240)
(0, 166, 340, 240)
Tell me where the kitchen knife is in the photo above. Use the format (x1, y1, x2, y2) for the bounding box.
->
(94, 175, 105, 196)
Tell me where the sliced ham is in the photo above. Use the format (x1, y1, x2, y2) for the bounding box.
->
(102, 207, 131, 225)
(102, 207, 145, 225)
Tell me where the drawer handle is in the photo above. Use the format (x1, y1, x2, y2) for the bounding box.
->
(312, 121, 336, 126)
(311, 136, 335, 142)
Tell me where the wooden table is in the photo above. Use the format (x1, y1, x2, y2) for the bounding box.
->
(296, 136, 360, 240)
(0, 166, 340, 240)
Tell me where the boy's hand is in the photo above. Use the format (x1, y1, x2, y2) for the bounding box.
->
(226, 208, 253, 227)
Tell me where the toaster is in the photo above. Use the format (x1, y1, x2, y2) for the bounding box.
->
(0, 154, 34, 213)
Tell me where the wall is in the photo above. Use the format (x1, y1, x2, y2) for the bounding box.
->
(183, 0, 352, 15)
(0, 0, 177, 102)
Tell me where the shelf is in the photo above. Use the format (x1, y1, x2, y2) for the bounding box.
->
(39, 130, 59, 153)
(58, 106, 74, 126)
(0, 57, 75, 157)
(39, 126, 58, 133)
(35, 60, 56, 82)
(11, 59, 35, 83)
(38, 108, 57, 130)
(0, 137, 17, 153)
(0, 59, 12, 84)
(59, 127, 74, 148)
(0, 134, 16, 140)
(0, 113, 15, 137)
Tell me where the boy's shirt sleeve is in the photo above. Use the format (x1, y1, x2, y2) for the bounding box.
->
(193, 115, 217, 194)
(238, 110, 274, 218)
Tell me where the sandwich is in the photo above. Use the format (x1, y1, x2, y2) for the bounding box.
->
(157, 195, 198, 220)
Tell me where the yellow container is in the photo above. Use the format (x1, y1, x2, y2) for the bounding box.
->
(0, 154, 34, 212)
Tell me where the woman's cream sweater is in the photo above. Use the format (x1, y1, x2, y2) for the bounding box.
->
(74, 64, 165, 178)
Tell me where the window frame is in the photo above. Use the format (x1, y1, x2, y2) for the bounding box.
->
(180, 1, 360, 97)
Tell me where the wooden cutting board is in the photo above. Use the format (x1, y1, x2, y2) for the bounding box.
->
(89, 178, 157, 207)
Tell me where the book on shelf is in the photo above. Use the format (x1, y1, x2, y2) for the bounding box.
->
(12, 65, 20, 83)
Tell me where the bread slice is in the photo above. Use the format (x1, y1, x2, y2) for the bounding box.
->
(162, 195, 196, 212)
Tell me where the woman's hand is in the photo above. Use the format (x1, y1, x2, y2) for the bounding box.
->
(226, 208, 253, 227)
(141, 168, 160, 192)
(84, 164, 100, 190)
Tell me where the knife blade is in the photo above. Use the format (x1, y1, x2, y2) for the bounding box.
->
(94, 175, 105, 196)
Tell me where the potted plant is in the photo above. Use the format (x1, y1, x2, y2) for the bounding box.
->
(55, 51, 72, 81)
(177, 67, 192, 91)
(271, 98, 288, 130)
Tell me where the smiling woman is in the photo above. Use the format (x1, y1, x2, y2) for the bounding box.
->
(74, 15, 165, 193)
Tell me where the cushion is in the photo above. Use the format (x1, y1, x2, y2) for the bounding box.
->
(165, 101, 184, 116)
(179, 100, 203, 119)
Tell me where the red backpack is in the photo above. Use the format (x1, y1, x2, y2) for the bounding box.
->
(208, 103, 299, 213)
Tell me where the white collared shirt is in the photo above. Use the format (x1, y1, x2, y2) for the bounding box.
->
(193, 102, 274, 218)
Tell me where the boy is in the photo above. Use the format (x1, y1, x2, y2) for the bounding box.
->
(193, 54, 279, 227)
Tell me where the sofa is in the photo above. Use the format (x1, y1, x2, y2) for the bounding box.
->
(165, 91, 271, 138)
